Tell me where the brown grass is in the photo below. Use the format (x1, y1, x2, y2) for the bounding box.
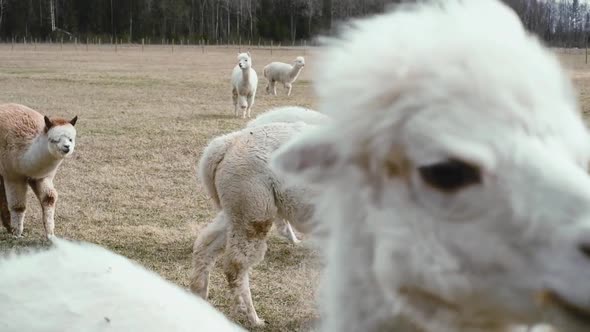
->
(0, 43, 321, 331)
(2, 44, 590, 332)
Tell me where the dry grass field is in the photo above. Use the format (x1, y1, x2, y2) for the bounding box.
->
(0, 43, 320, 331)
(1, 43, 590, 332)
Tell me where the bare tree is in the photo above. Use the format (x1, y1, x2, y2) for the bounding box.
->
(49, 0, 72, 36)
(0, 0, 5, 31)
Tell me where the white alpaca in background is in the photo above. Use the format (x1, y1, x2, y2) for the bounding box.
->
(272, 1, 590, 331)
(191, 122, 318, 326)
(0, 103, 77, 239)
(263, 56, 305, 96)
(0, 238, 245, 332)
(231, 52, 258, 118)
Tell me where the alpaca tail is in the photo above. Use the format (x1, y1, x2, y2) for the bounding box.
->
(197, 133, 236, 210)
(0, 175, 11, 232)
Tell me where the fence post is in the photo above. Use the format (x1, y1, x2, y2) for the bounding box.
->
(270, 40, 273, 55)
(201, 39, 205, 54)
(172, 39, 175, 53)
(142, 38, 145, 52)
(586, 35, 588, 65)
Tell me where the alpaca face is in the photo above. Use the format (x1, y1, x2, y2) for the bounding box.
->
(272, 1, 590, 329)
(237, 52, 252, 70)
(45, 116, 77, 159)
(294, 56, 305, 67)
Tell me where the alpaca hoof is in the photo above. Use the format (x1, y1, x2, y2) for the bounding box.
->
(251, 318, 266, 327)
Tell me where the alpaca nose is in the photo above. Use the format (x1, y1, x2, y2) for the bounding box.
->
(579, 244, 590, 260)
(62, 146, 70, 153)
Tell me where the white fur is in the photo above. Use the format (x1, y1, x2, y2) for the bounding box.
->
(246, 106, 330, 128)
(246, 106, 330, 244)
(271, 1, 590, 331)
(263, 56, 305, 96)
(231, 52, 259, 118)
(0, 238, 244, 332)
(191, 122, 318, 326)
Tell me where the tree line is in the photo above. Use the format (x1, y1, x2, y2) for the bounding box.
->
(0, 0, 589, 47)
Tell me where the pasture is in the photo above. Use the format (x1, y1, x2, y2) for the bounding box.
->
(0, 44, 589, 331)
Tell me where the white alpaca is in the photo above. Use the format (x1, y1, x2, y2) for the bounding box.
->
(191, 122, 317, 326)
(271, 1, 590, 331)
(0, 238, 245, 332)
(246, 106, 330, 128)
(245, 106, 330, 244)
(0, 103, 77, 239)
(231, 52, 258, 118)
(263, 56, 305, 96)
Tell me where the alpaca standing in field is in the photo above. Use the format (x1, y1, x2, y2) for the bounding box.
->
(191, 122, 318, 327)
(271, 1, 590, 331)
(246, 105, 331, 244)
(0, 103, 77, 238)
(263, 56, 305, 96)
(0, 238, 245, 332)
(231, 52, 258, 118)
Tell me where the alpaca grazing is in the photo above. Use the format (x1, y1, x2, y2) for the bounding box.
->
(263, 56, 305, 96)
(0, 238, 245, 332)
(0, 103, 77, 239)
(191, 122, 317, 326)
(271, 1, 590, 331)
(231, 52, 258, 118)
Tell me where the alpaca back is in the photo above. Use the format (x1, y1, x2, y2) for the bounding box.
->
(0, 104, 44, 153)
(0, 238, 245, 332)
(263, 62, 293, 82)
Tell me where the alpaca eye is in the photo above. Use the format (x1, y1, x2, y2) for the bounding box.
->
(418, 160, 481, 192)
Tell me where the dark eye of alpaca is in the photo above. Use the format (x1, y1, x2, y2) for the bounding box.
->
(418, 159, 481, 192)
(50, 138, 59, 144)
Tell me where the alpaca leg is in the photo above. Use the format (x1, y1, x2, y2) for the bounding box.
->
(285, 83, 292, 96)
(265, 82, 271, 94)
(232, 88, 238, 117)
(0, 176, 11, 233)
(4, 180, 27, 237)
(223, 219, 273, 326)
(28, 177, 58, 239)
(272, 81, 277, 96)
(274, 219, 300, 244)
(246, 94, 255, 118)
(190, 211, 228, 299)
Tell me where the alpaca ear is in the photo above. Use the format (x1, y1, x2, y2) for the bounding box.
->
(70, 116, 78, 126)
(271, 128, 342, 184)
(44, 116, 53, 130)
(247, 51, 251, 57)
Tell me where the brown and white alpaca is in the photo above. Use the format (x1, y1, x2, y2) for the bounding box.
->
(0, 103, 77, 239)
